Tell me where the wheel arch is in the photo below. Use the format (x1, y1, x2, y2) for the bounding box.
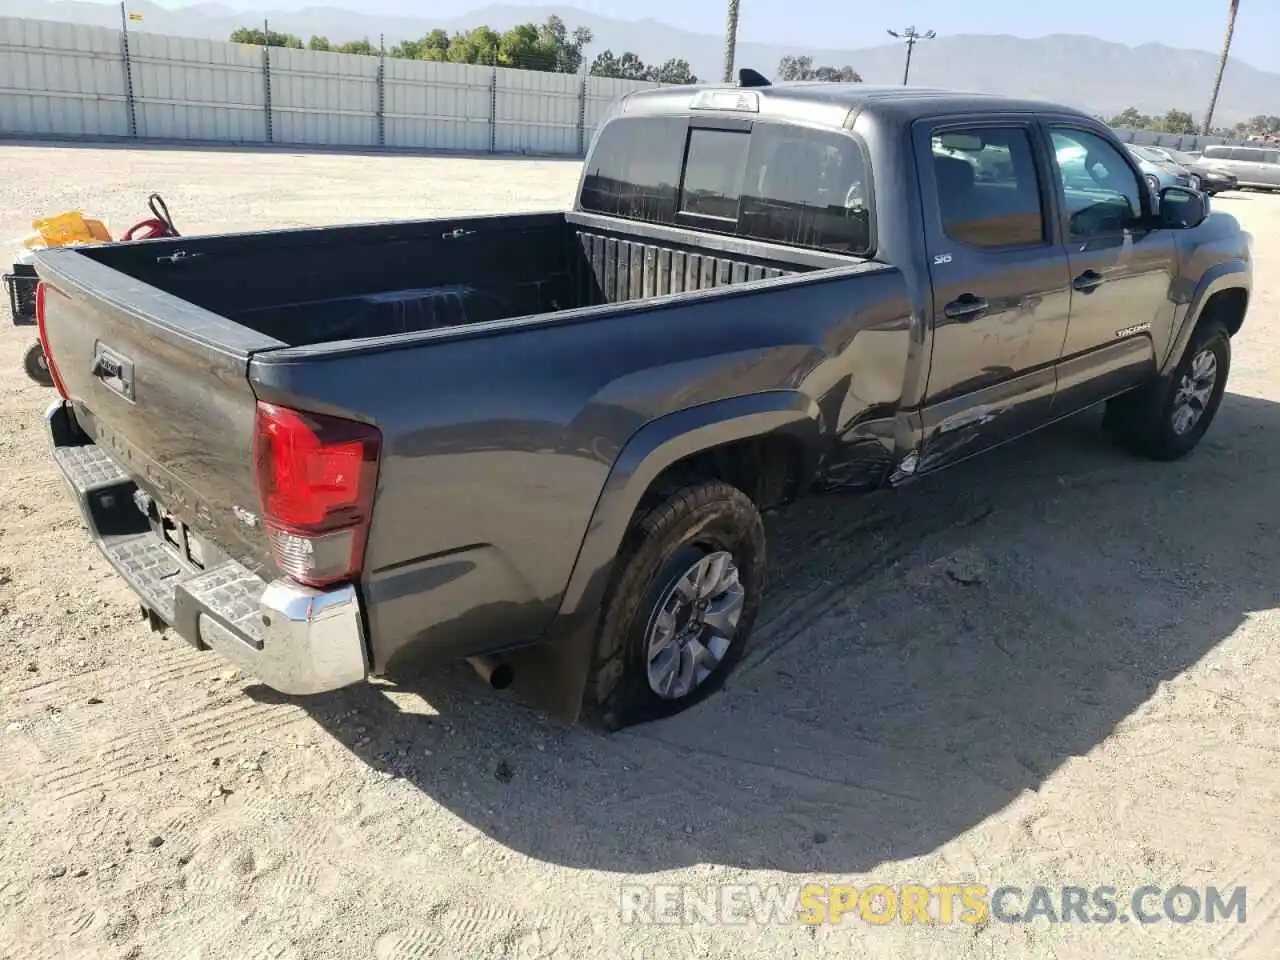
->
(559, 389, 822, 623)
(1161, 263, 1250, 376)
(519, 390, 821, 725)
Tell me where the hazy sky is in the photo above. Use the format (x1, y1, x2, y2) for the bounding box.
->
(134, 0, 1276, 72)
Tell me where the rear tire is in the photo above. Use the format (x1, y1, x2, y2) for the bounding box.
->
(1104, 322, 1230, 461)
(583, 481, 765, 731)
(23, 341, 54, 387)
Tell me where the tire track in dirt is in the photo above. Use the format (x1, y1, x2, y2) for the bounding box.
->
(741, 487, 996, 677)
(372, 899, 587, 960)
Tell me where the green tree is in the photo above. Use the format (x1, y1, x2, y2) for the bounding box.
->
(812, 65, 862, 82)
(1108, 106, 1155, 130)
(242, 16, 595, 73)
(390, 29, 450, 61)
(590, 50, 650, 80)
(446, 25, 502, 64)
(1158, 109, 1197, 135)
(230, 27, 303, 48)
(334, 38, 378, 56)
(1241, 114, 1280, 136)
(648, 58, 698, 84)
(777, 55, 860, 82)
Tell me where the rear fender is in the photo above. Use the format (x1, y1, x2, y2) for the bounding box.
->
(509, 390, 821, 724)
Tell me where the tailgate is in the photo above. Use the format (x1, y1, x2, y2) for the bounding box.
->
(34, 246, 286, 574)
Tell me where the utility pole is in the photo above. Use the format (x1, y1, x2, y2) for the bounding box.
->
(887, 26, 935, 85)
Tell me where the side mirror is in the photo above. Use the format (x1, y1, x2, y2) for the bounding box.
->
(1157, 186, 1207, 229)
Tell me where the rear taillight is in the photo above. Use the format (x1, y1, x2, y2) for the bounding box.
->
(253, 401, 381, 589)
(34, 281, 69, 400)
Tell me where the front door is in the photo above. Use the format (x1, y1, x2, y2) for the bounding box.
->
(1044, 124, 1178, 413)
(914, 118, 1073, 473)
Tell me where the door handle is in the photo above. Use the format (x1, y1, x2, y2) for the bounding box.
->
(1073, 270, 1105, 293)
(943, 294, 989, 322)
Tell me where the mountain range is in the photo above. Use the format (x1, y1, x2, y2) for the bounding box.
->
(5, 0, 1278, 124)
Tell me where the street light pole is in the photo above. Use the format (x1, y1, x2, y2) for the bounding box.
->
(887, 26, 936, 85)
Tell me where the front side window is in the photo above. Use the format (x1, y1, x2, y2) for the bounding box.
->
(1049, 127, 1144, 238)
(930, 126, 1046, 249)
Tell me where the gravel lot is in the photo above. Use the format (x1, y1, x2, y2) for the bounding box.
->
(2, 142, 1279, 960)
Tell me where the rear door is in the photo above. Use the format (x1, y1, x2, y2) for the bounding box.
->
(913, 116, 1072, 471)
(36, 247, 282, 575)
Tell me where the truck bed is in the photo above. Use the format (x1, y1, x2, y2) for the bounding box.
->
(76, 211, 843, 347)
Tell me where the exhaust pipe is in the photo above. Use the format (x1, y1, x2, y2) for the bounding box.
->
(466, 655, 514, 690)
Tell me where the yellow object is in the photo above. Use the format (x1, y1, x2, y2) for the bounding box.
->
(27, 211, 113, 248)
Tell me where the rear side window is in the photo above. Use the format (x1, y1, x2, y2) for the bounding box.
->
(579, 116, 874, 256)
(931, 127, 1047, 248)
(736, 123, 872, 255)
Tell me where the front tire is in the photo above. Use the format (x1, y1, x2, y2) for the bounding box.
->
(1104, 322, 1230, 461)
(584, 481, 765, 731)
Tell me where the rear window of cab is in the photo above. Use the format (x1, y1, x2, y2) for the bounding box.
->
(579, 115, 874, 257)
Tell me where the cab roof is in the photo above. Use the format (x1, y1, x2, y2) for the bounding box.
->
(616, 76, 1097, 130)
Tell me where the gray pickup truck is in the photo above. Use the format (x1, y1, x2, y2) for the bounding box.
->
(33, 76, 1252, 730)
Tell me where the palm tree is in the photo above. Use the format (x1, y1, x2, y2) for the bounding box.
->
(722, 0, 740, 83)
(1202, 0, 1240, 134)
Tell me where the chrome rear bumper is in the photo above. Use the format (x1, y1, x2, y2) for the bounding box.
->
(47, 400, 368, 695)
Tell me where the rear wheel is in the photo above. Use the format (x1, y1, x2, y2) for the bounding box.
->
(1104, 321, 1230, 461)
(23, 341, 54, 387)
(584, 481, 765, 731)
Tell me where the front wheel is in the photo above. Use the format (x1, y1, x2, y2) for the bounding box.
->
(1104, 322, 1230, 461)
(584, 481, 766, 730)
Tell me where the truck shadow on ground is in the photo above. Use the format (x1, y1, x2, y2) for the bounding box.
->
(253, 390, 1280, 875)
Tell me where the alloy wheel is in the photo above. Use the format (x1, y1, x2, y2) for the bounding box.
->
(645, 550, 745, 700)
(1171, 347, 1218, 435)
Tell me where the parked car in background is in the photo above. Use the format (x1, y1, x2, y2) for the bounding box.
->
(1199, 144, 1280, 192)
(1142, 146, 1239, 195)
(1125, 144, 1193, 194)
(1057, 141, 1180, 200)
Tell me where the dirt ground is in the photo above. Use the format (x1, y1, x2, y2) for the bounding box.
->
(1, 142, 1279, 960)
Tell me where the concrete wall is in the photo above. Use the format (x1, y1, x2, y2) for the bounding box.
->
(0, 16, 661, 155)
